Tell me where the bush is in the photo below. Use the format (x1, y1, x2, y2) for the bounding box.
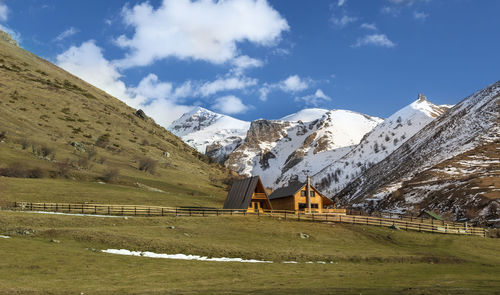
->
(95, 133, 110, 148)
(19, 138, 30, 150)
(0, 131, 6, 141)
(31, 143, 55, 160)
(138, 157, 157, 174)
(100, 168, 120, 183)
(55, 159, 72, 178)
(0, 164, 44, 178)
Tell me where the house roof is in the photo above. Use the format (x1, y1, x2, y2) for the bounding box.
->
(268, 182, 306, 200)
(424, 210, 444, 220)
(223, 176, 266, 209)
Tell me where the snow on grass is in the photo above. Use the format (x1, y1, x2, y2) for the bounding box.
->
(23, 211, 131, 218)
(102, 249, 273, 263)
(0, 235, 10, 239)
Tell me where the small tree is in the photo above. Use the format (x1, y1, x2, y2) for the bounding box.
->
(101, 168, 120, 183)
(95, 134, 110, 148)
(138, 157, 157, 174)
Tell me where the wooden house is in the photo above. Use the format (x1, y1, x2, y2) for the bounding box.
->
(223, 176, 272, 212)
(269, 181, 334, 213)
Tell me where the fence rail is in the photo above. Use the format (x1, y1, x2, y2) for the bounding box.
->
(10, 202, 486, 237)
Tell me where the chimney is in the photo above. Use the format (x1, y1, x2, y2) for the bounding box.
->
(307, 176, 311, 213)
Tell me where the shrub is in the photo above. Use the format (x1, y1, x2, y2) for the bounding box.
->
(55, 159, 72, 178)
(32, 143, 55, 160)
(100, 168, 120, 183)
(95, 134, 110, 148)
(0, 164, 44, 178)
(138, 157, 157, 174)
(0, 131, 6, 141)
(19, 138, 30, 150)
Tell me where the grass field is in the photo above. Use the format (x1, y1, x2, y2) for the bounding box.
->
(1, 211, 499, 294)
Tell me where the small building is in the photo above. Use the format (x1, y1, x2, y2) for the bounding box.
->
(269, 181, 335, 213)
(223, 176, 272, 212)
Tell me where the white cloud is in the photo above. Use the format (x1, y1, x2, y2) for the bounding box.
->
(295, 89, 332, 106)
(280, 75, 309, 92)
(330, 14, 358, 27)
(230, 55, 264, 76)
(54, 27, 79, 42)
(259, 74, 311, 101)
(198, 76, 258, 97)
(337, 0, 347, 6)
(212, 95, 249, 114)
(413, 11, 429, 20)
(56, 41, 194, 126)
(352, 34, 396, 48)
(0, 1, 8, 22)
(360, 23, 378, 31)
(56, 41, 131, 102)
(114, 0, 289, 69)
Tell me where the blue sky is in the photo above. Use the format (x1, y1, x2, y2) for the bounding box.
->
(1, 0, 499, 126)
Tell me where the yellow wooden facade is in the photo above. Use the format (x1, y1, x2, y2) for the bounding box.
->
(247, 188, 272, 213)
(270, 185, 334, 213)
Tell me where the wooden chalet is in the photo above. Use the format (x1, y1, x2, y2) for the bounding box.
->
(269, 180, 335, 213)
(223, 176, 272, 212)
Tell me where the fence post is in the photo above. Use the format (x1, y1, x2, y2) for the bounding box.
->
(82, 204, 84, 214)
(161, 208, 164, 216)
(312, 214, 314, 222)
(406, 221, 408, 231)
(56, 203, 58, 212)
(298, 213, 300, 221)
(30, 202, 33, 211)
(216, 209, 219, 216)
(108, 206, 110, 215)
(284, 211, 287, 220)
(176, 208, 178, 216)
(339, 215, 342, 223)
(44, 203, 46, 211)
(353, 216, 355, 224)
(121, 207, 124, 216)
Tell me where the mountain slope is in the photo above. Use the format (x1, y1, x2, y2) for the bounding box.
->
(312, 95, 450, 197)
(167, 107, 250, 163)
(0, 31, 230, 207)
(226, 110, 383, 188)
(336, 81, 500, 220)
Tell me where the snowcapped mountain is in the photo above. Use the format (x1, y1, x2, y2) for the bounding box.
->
(279, 108, 329, 122)
(167, 107, 250, 162)
(335, 81, 500, 220)
(225, 109, 383, 188)
(312, 94, 450, 197)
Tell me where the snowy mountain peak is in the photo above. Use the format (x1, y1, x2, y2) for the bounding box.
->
(279, 108, 329, 122)
(417, 93, 427, 102)
(313, 96, 451, 197)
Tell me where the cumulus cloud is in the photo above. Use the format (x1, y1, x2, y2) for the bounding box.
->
(280, 75, 309, 92)
(295, 89, 332, 106)
(54, 27, 79, 41)
(360, 23, 378, 31)
(259, 74, 312, 101)
(56, 41, 195, 126)
(337, 0, 347, 6)
(211, 95, 249, 114)
(113, 0, 289, 68)
(330, 14, 358, 27)
(352, 34, 396, 48)
(198, 76, 258, 97)
(0, 1, 8, 22)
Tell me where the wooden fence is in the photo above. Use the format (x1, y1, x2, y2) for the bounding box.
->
(10, 202, 486, 237)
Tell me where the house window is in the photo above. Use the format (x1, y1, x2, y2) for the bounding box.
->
(300, 190, 315, 197)
(298, 203, 318, 209)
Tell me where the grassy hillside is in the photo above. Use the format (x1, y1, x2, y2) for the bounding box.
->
(0, 211, 499, 294)
(0, 32, 231, 207)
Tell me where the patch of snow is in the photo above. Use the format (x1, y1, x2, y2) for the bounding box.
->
(102, 249, 273, 263)
(0, 235, 10, 239)
(279, 108, 329, 122)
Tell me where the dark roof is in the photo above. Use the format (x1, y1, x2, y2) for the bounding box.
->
(269, 182, 305, 200)
(223, 176, 263, 209)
